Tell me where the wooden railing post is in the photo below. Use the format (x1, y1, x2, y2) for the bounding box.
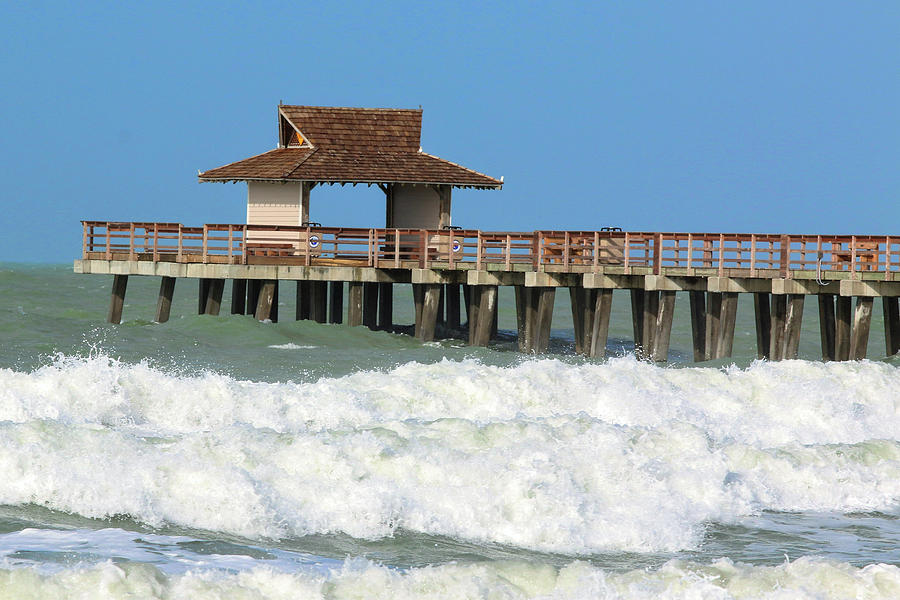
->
(563, 231, 570, 268)
(395, 228, 401, 268)
(153, 223, 159, 262)
(105, 224, 111, 260)
(82, 222, 88, 258)
(227, 225, 233, 262)
(306, 225, 312, 267)
(241, 224, 247, 265)
(420, 229, 427, 269)
(476, 232, 483, 270)
(593, 231, 599, 272)
(654, 233, 663, 275)
(887, 236, 893, 281)
(128, 223, 135, 261)
(850, 235, 857, 279)
(750, 234, 757, 277)
(505, 234, 511, 271)
(202, 224, 209, 264)
(717, 234, 725, 277)
(177, 224, 183, 262)
(624, 232, 631, 274)
(686, 233, 693, 274)
(779, 234, 790, 278)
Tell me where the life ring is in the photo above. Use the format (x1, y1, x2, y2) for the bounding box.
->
(452, 239, 461, 253)
(308, 234, 320, 249)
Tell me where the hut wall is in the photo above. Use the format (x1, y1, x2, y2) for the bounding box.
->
(390, 184, 441, 229)
(247, 182, 302, 243)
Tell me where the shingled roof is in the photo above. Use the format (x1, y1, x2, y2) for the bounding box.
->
(199, 105, 502, 189)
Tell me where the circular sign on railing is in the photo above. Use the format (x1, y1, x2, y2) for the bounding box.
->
(308, 234, 320, 249)
(452, 239, 461, 253)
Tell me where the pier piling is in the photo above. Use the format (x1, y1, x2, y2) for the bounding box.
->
(689, 291, 706, 362)
(155, 276, 176, 323)
(107, 274, 128, 324)
(418, 284, 441, 341)
(849, 297, 873, 360)
(378, 283, 393, 330)
(198, 279, 210, 315)
(363, 282, 378, 329)
(651, 291, 676, 362)
(231, 280, 246, 315)
(348, 282, 363, 326)
(329, 282, 343, 324)
(246, 280, 261, 316)
(254, 280, 277, 321)
(310, 281, 327, 323)
(754, 292, 771, 359)
(205, 279, 225, 316)
(883, 297, 900, 356)
(835, 296, 852, 361)
(818, 294, 836, 361)
(590, 289, 613, 359)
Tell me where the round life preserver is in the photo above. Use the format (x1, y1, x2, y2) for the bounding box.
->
(452, 239, 461, 253)
(308, 234, 320, 249)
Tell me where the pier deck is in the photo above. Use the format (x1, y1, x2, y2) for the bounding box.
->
(76, 221, 900, 362)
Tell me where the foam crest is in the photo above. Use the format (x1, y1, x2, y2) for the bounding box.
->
(2, 355, 900, 553)
(2, 557, 900, 599)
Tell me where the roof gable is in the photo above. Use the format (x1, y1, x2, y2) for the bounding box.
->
(279, 105, 422, 152)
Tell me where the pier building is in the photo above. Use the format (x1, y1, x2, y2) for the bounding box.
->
(75, 105, 900, 362)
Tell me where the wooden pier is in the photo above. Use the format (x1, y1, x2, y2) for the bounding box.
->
(76, 221, 900, 362)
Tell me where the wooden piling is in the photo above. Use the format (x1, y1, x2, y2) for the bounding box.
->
(436, 286, 445, 326)
(231, 280, 246, 315)
(270, 281, 279, 322)
(446, 284, 461, 330)
(835, 296, 852, 361)
(570, 287, 585, 354)
(472, 285, 498, 346)
(769, 294, 787, 361)
(642, 290, 659, 357)
(205, 279, 225, 316)
(883, 296, 900, 356)
(198, 278, 211, 315)
(705, 292, 722, 360)
(630, 289, 645, 356)
(580, 289, 597, 357)
(363, 282, 378, 330)
(716, 292, 738, 359)
(462, 284, 472, 332)
(590, 289, 613, 358)
(310, 281, 327, 323)
(849, 297, 873, 360)
(155, 276, 176, 323)
(107, 274, 128, 324)
(378, 283, 393, 331)
(246, 280, 261, 316)
(348, 282, 363, 326)
(753, 292, 771, 360)
(515, 287, 528, 352)
(255, 280, 277, 321)
(818, 294, 836, 361)
(689, 290, 706, 362)
(651, 291, 676, 363)
(534, 287, 555, 354)
(468, 285, 482, 345)
(296, 281, 311, 320)
(783, 294, 804, 359)
(329, 282, 343, 324)
(413, 283, 425, 333)
(418, 284, 441, 342)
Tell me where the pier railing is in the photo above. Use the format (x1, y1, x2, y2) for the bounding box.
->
(81, 221, 899, 280)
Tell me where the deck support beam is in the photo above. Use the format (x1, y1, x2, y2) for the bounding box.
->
(769, 294, 787, 360)
(230, 280, 246, 315)
(254, 280, 277, 322)
(348, 282, 363, 326)
(329, 282, 343, 324)
(849, 297, 873, 360)
(107, 275, 128, 324)
(378, 282, 393, 331)
(754, 292, 771, 360)
(155, 276, 176, 323)
(715, 292, 738, 359)
(883, 297, 900, 357)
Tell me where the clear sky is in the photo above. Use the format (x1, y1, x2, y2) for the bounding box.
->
(1, 1, 897, 262)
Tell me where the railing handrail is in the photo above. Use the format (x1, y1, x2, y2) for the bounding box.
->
(79, 220, 899, 278)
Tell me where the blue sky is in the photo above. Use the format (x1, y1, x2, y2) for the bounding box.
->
(1, 1, 897, 262)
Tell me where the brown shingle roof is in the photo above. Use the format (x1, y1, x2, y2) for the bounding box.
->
(199, 105, 502, 189)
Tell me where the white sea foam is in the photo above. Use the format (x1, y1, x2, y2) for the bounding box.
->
(2, 557, 900, 599)
(1, 355, 899, 553)
(267, 343, 318, 350)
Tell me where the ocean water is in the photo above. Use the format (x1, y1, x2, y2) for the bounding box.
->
(1, 262, 900, 598)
